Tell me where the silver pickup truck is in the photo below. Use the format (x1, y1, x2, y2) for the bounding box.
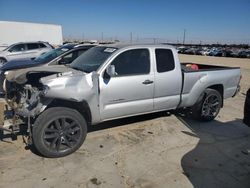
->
(1, 44, 241, 157)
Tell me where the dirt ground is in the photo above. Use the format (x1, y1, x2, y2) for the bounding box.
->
(0, 55, 250, 188)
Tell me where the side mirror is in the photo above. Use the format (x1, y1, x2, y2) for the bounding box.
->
(106, 65, 117, 77)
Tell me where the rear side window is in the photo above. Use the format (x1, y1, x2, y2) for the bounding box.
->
(155, 49, 175, 73)
(39, 43, 47, 48)
(111, 49, 150, 76)
(27, 43, 39, 50)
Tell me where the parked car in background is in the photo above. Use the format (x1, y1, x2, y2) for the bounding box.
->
(208, 48, 224, 57)
(238, 51, 250, 58)
(177, 46, 250, 58)
(201, 49, 211, 56)
(221, 49, 233, 57)
(231, 50, 241, 58)
(183, 48, 202, 55)
(0, 41, 53, 64)
(177, 46, 188, 54)
(0, 43, 96, 94)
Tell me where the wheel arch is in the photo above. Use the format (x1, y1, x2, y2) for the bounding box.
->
(45, 99, 92, 125)
(207, 84, 224, 107)
(0, 57, 7, 62)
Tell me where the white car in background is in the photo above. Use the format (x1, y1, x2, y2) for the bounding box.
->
(0, 41, 53, 65)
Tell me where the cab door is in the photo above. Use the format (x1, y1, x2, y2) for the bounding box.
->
(99, 48, 154, 120)
(153, 48, 182, 110)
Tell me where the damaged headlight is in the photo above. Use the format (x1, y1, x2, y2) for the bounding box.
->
(41, 85, 49, 96)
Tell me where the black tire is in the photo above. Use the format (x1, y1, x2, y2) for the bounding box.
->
(32, 107, 87, 158)
(191, 89, 222, 121)
(243, 88, 250, 126)
(0, 58, 7, 65)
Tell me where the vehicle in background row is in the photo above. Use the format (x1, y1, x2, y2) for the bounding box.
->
(177, 46, 250, 58)
(0, 21, 63, 50)
(243, 88, 250, 127)
(0, 41, 53, 64)
(177, 46, 188, 54)
(183, 48, 202, 55)
(0, 44, 96, 93)
(2, 44, 241, 157)
(237, 51, 250, 58)
(208, 48, 223, 56)
(201, 49, 211, 56)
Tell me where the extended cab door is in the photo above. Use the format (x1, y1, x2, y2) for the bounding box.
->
(153, 48, 182, 110)
(99, 48, 154, 120)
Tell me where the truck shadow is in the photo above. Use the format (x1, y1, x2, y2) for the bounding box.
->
(177, 116, 250, 188)
(0, 112, 170, 156)
(1, 111, 250, 188)
(88, 111, 170, 132)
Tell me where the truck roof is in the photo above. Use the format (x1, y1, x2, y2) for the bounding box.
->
(102, 43, 176, 50)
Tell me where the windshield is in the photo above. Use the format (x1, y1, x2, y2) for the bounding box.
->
(34, 46, 70, 64)
(3, 43, 15, 51)
(70, 46, 117, 73)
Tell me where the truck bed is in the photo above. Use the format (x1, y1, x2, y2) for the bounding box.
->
(179, 63, 241, 108)
(181, 62, 239, 72)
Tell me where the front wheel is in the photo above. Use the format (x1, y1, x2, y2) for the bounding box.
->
(192, 89, 222, 121)
(32, 107, 87, 158)
(0, 58, 7, 65)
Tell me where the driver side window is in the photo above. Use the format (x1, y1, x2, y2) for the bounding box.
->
(111, 49, 150, 76)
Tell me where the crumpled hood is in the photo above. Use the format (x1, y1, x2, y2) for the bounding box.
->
(6, 65, 76, 84)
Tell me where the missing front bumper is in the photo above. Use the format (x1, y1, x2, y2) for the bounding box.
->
(0, 99, 22, 133)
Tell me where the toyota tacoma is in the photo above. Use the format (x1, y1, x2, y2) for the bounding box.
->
(1, 44, 241, 157)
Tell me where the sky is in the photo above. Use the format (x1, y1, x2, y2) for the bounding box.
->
(0, 0, 250, 44)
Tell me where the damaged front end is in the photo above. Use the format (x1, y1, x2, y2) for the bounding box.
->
(5, 82, 50, 118)
(1, 65, 99, 143)
(1, 66, 70, 137)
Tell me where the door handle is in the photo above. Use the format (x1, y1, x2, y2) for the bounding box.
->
(142, 80, 154, 85)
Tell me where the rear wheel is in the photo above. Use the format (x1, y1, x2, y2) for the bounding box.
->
(32, 107, 87, 158)
(192, 89, 222, 121)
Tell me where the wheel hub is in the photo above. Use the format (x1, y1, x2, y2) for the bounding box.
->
(43, 117, 81, 152)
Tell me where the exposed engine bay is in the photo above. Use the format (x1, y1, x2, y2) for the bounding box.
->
(2, 65, 96, 127)
(1, 65, 77, 130)
(0, 71, 58, 140)
(4, 72, 54, 118)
